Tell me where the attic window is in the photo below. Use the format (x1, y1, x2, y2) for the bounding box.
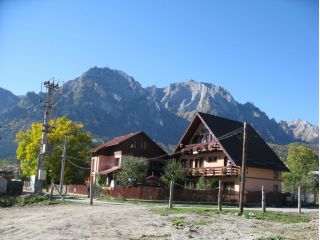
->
(130, 141, 136, 149)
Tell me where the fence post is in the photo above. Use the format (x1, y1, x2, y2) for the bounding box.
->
(218, 180, 222, 212)
(169, 181, 174, 209)
(261, 185, 266, 213)
(298, 185, 301, 214)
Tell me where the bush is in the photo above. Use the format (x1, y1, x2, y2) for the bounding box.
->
(0, 196, 16, 208)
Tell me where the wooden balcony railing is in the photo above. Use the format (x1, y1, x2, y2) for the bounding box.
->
(180, 141, 222, 155)
(184, 165, 240, 177)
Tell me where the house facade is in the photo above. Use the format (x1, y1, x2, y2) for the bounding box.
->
(90, 131, 168, 185)
(173, 112, 289, 194)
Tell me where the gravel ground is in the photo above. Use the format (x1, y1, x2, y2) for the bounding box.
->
(0, 204, 318, 240)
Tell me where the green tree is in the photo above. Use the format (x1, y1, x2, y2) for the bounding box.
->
(283, 145, 318, 193)
(16, 117, 92, 184)
(160, 159, 185, 187)
(197, 176, 207, 189)
(116, 155, 147, 187)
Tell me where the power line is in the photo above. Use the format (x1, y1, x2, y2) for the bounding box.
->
(216, 127, 243, 141)
(66, 158, 91, 170)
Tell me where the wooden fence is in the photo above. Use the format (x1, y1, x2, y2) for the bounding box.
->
(67, 184, 89, 195)
(104, 186, 280, 205)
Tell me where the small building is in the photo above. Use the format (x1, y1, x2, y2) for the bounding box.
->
(90, 131, 168, 185)
(173, 112, 289, 194)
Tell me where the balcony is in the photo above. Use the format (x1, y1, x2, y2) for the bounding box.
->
(180, 141, 222, 155)
(184, 165, 240, 177)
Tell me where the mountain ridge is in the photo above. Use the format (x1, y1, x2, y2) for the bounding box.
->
(0, 67, 318, 160)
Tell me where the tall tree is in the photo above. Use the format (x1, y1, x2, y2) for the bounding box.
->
(283, 145, 318, 192)
(16, 117, 92, 184)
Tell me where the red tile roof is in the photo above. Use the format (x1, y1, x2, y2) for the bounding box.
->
(91, 131, 143, 153)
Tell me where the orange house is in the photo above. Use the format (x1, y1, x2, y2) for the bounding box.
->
(173, 112, 289, 194)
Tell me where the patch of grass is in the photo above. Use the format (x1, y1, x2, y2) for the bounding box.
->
(151, 207, 310, 223)
(16, 195, 51, 206)
(255, 236, 286, 240)
(1, 194, 66, 208)
(136, 233, 171, 239)
(244, 211, 310, 223)
(172, 218, 186, 227)
(192, 220, 212, 226)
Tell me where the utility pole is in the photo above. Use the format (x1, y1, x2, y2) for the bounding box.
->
(261, 185, 266, 213)
(298, 185, 301, 214)
(169, 181, 174, 209)
(218, 180, 222, 212)
(90, 175, 93, 205)
(239, 122, 247, 215)
(59, 137, 67, 194)
(34, 79, 59, 195)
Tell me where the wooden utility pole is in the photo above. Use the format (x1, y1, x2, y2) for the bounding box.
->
(59, 137, 67, 194)
(169, 181, 174, 209)
(50, 179, 54, 201)
(298, 185, 301, 214)
(35, 80, 59, 195)
(239, 122, 247, 215)
(90, 175, 94, 205)
(261, 185, 266, 213)
(218, 180, 222, 212)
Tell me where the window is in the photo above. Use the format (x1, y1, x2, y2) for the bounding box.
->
(181, 159, 187, 168)
(114, 158, 120, 166)
(273, 185, 279, 193)
(190, 159, 194, 168)
(273, 170, 279, 180)
(224, 156, 228, 166)
(206, 134, 213, 142)
(223, 182, 234, 193)
(208, 156, 218, 163)
(199, 158, 204, 168)
(195, 159, 199, 168)
(130, 141, 136, 149)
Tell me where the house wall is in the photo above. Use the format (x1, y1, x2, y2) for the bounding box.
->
(245, 167, 282, 192)
(179, 151, 228, 168)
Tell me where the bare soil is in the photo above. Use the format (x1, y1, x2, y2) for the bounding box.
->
(0, 204, 318, 240)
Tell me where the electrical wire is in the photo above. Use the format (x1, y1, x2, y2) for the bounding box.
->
(69, 125, 245, 170)
(216, 127, 243, 141)
(66, 158, 91, 170)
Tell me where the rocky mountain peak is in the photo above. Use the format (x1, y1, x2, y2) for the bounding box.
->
(0, 87, 19, 113)
(280, 119, 319, 144)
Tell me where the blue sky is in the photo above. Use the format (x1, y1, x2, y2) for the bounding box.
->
(0, 0, 318, 124)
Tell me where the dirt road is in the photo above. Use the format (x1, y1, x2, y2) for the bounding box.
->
(0, 204, 318, 240)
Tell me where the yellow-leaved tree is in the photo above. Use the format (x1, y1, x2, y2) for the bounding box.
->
(16, 117, 92, 185)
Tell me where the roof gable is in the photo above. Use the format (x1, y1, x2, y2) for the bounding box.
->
(91, 131, 167, 156)
(177, 112, 288, 171)
(91, 131, 143, 153)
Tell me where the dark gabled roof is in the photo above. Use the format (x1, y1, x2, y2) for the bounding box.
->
(90, 131, 143, 153)
(179, 112, 289, 171)
(90, 131, 167, 156)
